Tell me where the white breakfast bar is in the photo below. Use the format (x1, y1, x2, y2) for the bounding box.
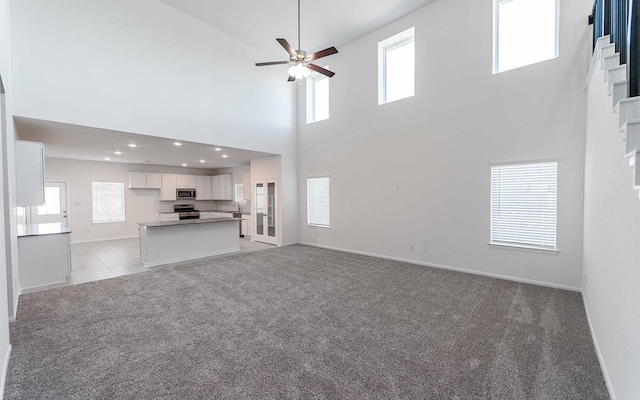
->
(138, 217, 241, 267)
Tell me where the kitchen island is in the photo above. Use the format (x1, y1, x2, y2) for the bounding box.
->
(18, 222, 72, 290)
(138, 217, 241, 267)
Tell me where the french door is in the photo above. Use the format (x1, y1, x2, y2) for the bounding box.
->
(254, 179, 278, 245)
(29, 181, 68, 225)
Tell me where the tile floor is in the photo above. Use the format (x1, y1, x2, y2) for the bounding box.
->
(22, 237, 274, 294)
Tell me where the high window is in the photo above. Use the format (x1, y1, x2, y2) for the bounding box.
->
(490, 161, 557, 251)
(378, 27, 415, 105)
(307, 177, 330, 227)
(234, 183, 246, 204)
(92, 182, 125, 223)
(494, 0, 559, 73)
(306, 70, 329, 124)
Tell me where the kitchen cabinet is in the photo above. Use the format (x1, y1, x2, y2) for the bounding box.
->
(195, 175, 212, 200)
(16, 140, 45, 206)
(160, 174, 177, 201)
(129, 172, 162, 189)
(211, 176, 221, 200)
(177, 174, 196, 188)
(147, 173, 162, 189)
(158, 213, 179, 222)
(218, 174, 233, 200)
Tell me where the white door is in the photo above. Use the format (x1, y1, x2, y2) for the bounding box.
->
(29, 181, 68, 225)
(254, 180, 278, 245)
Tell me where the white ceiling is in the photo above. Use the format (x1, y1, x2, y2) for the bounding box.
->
(158, 0, 436, 58)
(14, 117, 274, 170)
(14, 1, 436, 169)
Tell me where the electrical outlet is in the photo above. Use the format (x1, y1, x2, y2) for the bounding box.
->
(423, 245, 428, 253)
(423, 238, 428, 245)
(409, 243, 414, 251)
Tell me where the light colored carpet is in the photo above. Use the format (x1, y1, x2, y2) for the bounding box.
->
(5, 245, 608, 399)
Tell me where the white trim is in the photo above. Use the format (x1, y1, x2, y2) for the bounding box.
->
(583, 293, 616, 399)
(300, 242, 582, 292)
(70, 235, 138, 245)
(0, 344, 11, 399)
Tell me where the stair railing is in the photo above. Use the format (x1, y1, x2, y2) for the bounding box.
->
(590, 0, 640, 97)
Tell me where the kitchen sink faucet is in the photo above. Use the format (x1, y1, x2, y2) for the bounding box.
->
(234, 202, 241, 213)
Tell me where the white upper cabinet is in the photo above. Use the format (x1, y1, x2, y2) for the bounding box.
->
(146, 173, 162, 189)
(160, 174, 177, 201)
(218, 174, 233, 200)
(129, 172, 162, 189)
(16, 140, 45, 206)
(211, 175, 221, 200)
(176, 174, 196, 188)
(195, 175, 213, 200)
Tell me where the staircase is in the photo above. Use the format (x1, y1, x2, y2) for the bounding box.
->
(590, 35, 640, 197)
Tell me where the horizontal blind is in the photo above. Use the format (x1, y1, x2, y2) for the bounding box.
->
(307, 177, 330, 227)
(92, 182, 125, 223)
(491, 162, 557, 250)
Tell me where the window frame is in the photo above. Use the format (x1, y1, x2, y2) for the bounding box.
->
(493, 0, 560, 74)
(306, 68, 330, 124)
(378, 27, 415, 105)
(489, 160, 558, 253)
(306, 176, 331, 228)
(91, 181, 126, 224)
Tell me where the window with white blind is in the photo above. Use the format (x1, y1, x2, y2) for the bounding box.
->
(490, 161, 557, 250)
(234, 183, 246, 204)
(307, 177, 330, 227)
(92, 182, 125, 223)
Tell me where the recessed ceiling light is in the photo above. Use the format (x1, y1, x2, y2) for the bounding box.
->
(182, 163, 187, 167)
(174, 142, 182, 146)
(114, 151, 122, 155)
(199, 159, 205, 163)
(104, 157, 111, 161)
(128, 144, 137, 148)
(214, 147, 222, 151)
(222, 154, 228, 158)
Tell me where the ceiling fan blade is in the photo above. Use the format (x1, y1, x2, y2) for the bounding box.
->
(276, 38, 298, 59)
(306, 47, 338, 62)
(307, 63, 335, 78)
(288, 76, 296, 82)
(255, 61, 291, 66)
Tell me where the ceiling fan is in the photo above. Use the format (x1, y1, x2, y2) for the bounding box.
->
(255, 0, 338, 81)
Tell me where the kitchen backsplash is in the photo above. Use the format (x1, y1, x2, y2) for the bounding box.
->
(159, 200, 251, 213)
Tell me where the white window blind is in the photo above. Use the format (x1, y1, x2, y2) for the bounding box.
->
(234, 183, 246, 203)
(92, 182, 125, 223)
(307, 177, 330, 227)
(490, 162, 557, 250)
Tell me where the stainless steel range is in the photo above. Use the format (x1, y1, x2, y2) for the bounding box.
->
(174, 204, 200, 220)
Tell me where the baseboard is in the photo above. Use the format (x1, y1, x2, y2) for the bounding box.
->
(0, 344, 11, 399)
(70, 235, 138, 245)
(583, 293, 616, 400)
(300, 242, 582, 293)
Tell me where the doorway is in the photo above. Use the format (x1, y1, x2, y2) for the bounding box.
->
(253, 179, 278, 245)
(28, 181, 68, 225)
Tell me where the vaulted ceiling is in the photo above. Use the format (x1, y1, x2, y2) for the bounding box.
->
(158, 0, 436, 57)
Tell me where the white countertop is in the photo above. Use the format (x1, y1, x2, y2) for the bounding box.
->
(139, 217, 241, 228)
(17, 223, 72, 237)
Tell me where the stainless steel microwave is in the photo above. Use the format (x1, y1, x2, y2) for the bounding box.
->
(176, 188, 196, 200)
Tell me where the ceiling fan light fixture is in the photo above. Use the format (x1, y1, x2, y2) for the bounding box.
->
(288, 63, 311, 79)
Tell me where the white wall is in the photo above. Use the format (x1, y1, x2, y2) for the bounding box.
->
(0, 0, 14, 391)
(45, 158, 222, 243)
(583, 62, 640, 399)
(298, 0, 591, 289)
(10, 0, 299, 245)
